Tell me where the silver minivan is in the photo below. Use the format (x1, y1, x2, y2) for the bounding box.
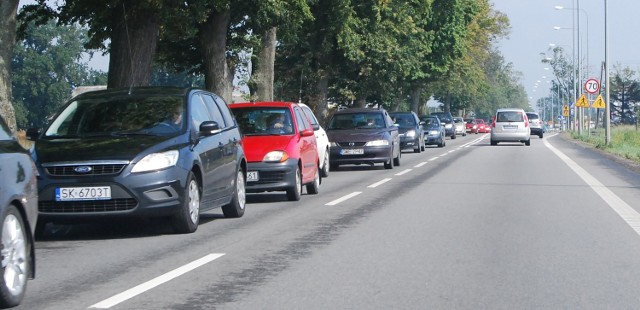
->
(490, 108, 531, 146)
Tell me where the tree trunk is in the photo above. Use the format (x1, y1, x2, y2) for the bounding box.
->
(251, 27, 276, 101)
(107, 6, 158, 88)
(314, 74, 329, 125)
(410, 87, 421, 114)
(200, 10, 233, 103)
(0, 0, 18, 132)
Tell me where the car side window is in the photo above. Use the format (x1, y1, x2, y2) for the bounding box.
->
(294, 108, 310, 132)
(200, 93, 227, 128)
(301, 106, 319, 127)
(213, 95, 236, 127)
(190, 95, 213, 129)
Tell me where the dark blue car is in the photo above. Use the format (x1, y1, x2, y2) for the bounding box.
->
(421, 116, 446, 148)
(29, 87, 247, 234)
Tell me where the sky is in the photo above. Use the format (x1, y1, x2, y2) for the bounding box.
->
(490, 0, 640, 108)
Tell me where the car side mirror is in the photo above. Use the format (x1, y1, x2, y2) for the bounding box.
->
(26, 128, 40, 140)
(300, 128, 314, 137)
(200, 121, 222, 136)
(311, 124, 320, 131)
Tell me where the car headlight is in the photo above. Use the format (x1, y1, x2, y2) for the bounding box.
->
(405, 130, 416, 138)
(428, 130, 439, 135)
(132, 150, 179, 173)
(329, 142, 338, 147)
(445, 124, 452, 129)
(365, 140, 389, 146)
(263, 150, 289, 163)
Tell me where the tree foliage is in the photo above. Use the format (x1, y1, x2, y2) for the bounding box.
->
(12, 19, 107, 129)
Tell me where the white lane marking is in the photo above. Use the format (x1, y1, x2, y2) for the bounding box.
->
(414, 162, 428, 168)
(544, 139, 640, 236)
(395, 169, 412, 176)
(428, 157, 439, 161)
(89, 253, 225, 309)
(325, 192, 362, 206)
(448, 150, 455, 153)
(368, 178, 392, 188)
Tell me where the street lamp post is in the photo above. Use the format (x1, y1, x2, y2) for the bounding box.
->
(556, 2, 590, 134)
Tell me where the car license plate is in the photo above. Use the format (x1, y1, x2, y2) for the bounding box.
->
(340, 149, 364, 155)
(247, 171, 259, 182)
(56, 186, 111, 201)
(503, 125, 517, 129)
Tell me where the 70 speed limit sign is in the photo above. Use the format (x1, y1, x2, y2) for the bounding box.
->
(584, 78, 600, 94)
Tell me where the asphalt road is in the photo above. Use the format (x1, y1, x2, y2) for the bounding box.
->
(17, 132, 640, 309)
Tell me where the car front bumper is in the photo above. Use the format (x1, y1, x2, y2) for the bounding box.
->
(245, 158, 298, 193)
(330, 145, 392, 166)
(37, 164, 189, 223)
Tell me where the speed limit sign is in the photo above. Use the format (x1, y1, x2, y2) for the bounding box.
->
(584, 78, 600, 94)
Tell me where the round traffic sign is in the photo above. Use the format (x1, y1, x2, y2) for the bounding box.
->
(584, 78, 600, 94)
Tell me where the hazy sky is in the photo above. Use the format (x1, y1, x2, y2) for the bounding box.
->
(491, 0, 640, 107)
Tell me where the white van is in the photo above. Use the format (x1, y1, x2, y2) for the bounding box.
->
(490, 108, 531, 146)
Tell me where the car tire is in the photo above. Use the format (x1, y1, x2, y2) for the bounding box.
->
(490, 139, 498, 146)
(329, 162, 339, 171)
(525, 139, 531, 146)
(539, 133, 544, 139)
(393, 149, 401, 166)
(451, 131, 456, 139)
(172, 172, 200, 234)
(420, 137, 425, 151)
(413, 143, 421, 153)
(0, 205, 31, 308)
(221, 166, 246, 218)
(286, 167, 302, 201)
(384, 157, 393, 169)
(320, 149, 330, 177)
(306, 166, 320, 195)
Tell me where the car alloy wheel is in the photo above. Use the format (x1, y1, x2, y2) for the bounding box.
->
(0, 205, 29, 308)
(222, 167, 246, 218)
(172, 172, 200, 234)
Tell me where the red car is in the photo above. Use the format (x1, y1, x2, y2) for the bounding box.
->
(475, 118, 490, 133)
(230, 102, 320, 201)
(465, 118, 478, 134)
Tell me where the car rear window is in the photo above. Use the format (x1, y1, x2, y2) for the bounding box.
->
(526, 113, 539, 120)
(497, 111, 525, 122)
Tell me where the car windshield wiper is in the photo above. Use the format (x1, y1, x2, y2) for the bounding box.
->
(110, 131, 160, 137)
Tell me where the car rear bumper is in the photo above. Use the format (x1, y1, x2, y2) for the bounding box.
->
(245, 158, 298, 193)
(491, 131, 530, 141)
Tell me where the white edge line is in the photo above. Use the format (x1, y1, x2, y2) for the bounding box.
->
(89, 253, 225, 309)
(368, 178, 392, 188)
(414, 162, 428, 168)
(544, 139, 640, 236)
(325, 191, 362, 206)
(428, 157, 439, 161)
(395, 169, 412, 176)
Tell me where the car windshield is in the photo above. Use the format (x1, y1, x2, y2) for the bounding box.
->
(527, 113, 539, 120)
(327, 113, 384, 129)
(232, 107, 294, 135)
(422, 117, 439, 127)
(391, 114, 416, 127)
(43, 95, 185, 138)
(432, 113, 451, 123)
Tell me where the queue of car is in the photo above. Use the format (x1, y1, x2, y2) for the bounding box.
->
(2, 84, 543, 307)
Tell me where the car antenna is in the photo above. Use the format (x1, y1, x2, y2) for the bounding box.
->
(123, 3, 136, 95)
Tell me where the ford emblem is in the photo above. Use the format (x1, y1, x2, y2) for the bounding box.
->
(74, 166, 93, 174)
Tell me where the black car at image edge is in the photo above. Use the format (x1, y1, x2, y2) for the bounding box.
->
(28, 87, 247, 235)
(0, 116, 38, 308)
